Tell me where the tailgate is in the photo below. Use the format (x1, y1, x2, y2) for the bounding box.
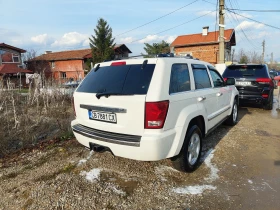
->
(74, 93, 146, 135)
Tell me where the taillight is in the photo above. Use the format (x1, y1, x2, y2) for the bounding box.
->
(72, 98, 76, 117)
(111, 61, 126, 66)
(145, 101, 169, 129)
(262, 94, 269, 98)
(223, 78, 228, 82)
(256, 78, 273, 86)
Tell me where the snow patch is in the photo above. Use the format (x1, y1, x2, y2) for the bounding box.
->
(173, 185, 217, 195)
(108, 184, 126, 195)
(155, 165, 178, 181)
(248, 179, 253, 184)
(77, 150, 94, 166)
(203, 149, 219, 182)
(80, 168, 101, 182)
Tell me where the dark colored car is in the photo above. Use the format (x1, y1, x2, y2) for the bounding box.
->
(223, 64, 274, 110)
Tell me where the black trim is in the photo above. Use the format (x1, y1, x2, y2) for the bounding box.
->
(206, 116, 228, 136)
(72, 124, 141, 147)
(80, 104, 126, 113)
(208, 106, 231, 121)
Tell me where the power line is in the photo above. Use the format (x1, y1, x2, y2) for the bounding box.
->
(227, 9, 280, 12)
(227, 9, 280, 30)
(226, 0, 260, 50)
(114, 0, 199, 37)
(128, 10, 215, 44)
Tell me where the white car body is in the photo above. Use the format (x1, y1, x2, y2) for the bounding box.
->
(72, 57, 239, 161)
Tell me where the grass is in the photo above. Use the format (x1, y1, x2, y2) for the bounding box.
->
(34, 163, 77, 182)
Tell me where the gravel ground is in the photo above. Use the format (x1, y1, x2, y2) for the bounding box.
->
(1, 95, 280, 210)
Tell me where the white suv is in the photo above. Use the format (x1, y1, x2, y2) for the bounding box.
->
(72, 56, 239, 172)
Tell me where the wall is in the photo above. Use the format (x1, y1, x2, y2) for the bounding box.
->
(51, 60, 84, 81)
(174, 44, 219, 64)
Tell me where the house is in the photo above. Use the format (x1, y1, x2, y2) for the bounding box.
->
(27, 44, 132, 82)
(170, 27, 236, 64)
(0, 43, 32, 88)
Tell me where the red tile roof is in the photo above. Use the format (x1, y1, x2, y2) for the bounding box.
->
(0, 64, 32, 74)
(0, 43, 26, 53)
(171, 29, 235, 47)
(32, 44, 132, 61)
(33, 49, 92, 61)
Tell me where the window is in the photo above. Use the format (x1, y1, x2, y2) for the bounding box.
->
(223, 65, 269, 78)
(208, 66, 224, 87)
(169, 64, 191, 94)
(12, 54, 19, 63)
(77, 64, 155, 94)
(192, 64, 211, 89)
(61, 72, 66, 79)
(51, 61, 55, 68)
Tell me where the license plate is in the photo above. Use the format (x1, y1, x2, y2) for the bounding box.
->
(236, 81, 251, 86)
(88, 111, 117, 123)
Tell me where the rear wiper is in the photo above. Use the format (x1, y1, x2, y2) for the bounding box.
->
(242, 74, 254, 76)
(96, 92, 134, 99)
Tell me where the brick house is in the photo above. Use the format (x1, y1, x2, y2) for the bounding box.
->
(170, 27, 236, 64)
(0, 43, 32, 88)
(27, 44, 132, 82)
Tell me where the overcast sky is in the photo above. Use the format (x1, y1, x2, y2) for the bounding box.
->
(1, 0, 280, 60)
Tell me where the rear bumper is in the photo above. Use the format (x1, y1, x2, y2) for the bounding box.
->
(71, 120, 176, 161)
(239, 95, 269, 104)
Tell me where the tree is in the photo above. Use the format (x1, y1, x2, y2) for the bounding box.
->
(239, 55, 249, 64)
(143, 40, 170, 57)
(89, 18, 115, 64)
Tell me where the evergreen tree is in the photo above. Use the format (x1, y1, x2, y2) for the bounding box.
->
(143, 40, 170, 57)
(89, 18, 115, 64)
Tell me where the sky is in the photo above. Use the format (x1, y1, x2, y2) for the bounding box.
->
(1, 0, 280, 61)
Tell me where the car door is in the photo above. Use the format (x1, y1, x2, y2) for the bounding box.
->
(208, 66, 232, 121)
(191, 64, 219, 130)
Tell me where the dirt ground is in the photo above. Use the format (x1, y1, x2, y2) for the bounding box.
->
(0, 92, 279, 210)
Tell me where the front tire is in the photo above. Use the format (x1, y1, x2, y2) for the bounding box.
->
(172, 125, 202, 172)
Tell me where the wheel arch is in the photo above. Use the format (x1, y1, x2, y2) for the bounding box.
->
(168, 115, 206, 158)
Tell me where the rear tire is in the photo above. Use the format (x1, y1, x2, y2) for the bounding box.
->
(172, 125, 202, 173)
(264, 93, 273, 110)
(225, 99, 238, 126)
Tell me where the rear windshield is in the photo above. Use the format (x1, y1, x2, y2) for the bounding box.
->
(223, 65, 269, 78)
(76, 64, 155, 94)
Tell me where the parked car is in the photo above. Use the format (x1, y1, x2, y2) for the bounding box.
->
(270, 70, 278, 89)
(72, 55, 239, 172)
(223, 64, 274, 110)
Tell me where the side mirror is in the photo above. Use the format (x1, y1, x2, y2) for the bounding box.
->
(225, 78, 236, 86)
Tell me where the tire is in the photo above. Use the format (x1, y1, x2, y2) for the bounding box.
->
(225, 99, 238, 126)
(172, 125, 202, 173)
(264, 93, 273, 110)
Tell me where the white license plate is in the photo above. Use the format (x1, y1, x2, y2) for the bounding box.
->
(236, 81, 251, 86)
(89, 111, 117, 123)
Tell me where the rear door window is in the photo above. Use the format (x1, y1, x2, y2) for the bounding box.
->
(223, 65, 269, 78)
(169, 64, 191, 94)
(192, 64, 212, 89)
(77, 64, 155, 94)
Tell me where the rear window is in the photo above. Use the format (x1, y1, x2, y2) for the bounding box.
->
(223, 65, 269, 78)
(76, 64, 155, 94)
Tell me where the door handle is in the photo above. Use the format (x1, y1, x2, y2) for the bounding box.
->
(216, 92, 223, 97)
(197, 96, 206, 102)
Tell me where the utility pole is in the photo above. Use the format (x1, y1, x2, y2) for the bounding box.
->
(231, 48, 235, 63)
(218, 0, 225, 64)
(262, 40, 265, 63)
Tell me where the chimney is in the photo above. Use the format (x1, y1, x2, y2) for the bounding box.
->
(202, 26, 209, 36)
(45, 51, 52, 54)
